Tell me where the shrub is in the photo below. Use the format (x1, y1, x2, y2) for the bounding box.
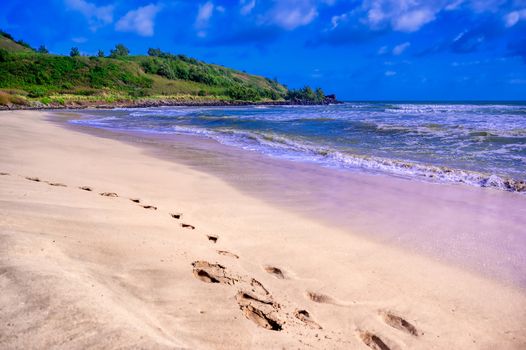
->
(75, 88, 97, 96)
(129, 88, 148, 98)
(157, 62, 176, 80)
(147, 48, 162, 57)
(61, 81, 74, 90)
(37, 45, 49, 54)
(286, 86, 325, 103)
(0, 30, 14, 40)
(97, 50, 104, 57)
(0, 91, 27, 106)
(16, 39, 33, 50)
(109, 44, 129, 58)
(70, 47, 80, 57)
(40, 96, 52, 105)
(27, 87, 48, 98)
(0, 48, 9, 62)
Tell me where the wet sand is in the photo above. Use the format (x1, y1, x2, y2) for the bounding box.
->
(67, 110, 526, 288)
(1, 110, 525, 349)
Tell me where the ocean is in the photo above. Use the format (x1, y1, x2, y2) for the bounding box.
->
(71, 102, 526, 192)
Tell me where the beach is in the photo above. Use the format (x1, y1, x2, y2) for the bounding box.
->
(1, 110, 526, 349)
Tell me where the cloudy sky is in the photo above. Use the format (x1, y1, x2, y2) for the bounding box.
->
(1, 0, 526, 100)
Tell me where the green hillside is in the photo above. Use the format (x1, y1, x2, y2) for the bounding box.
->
(0, 31, 33, 52)
(0, 32, 330, 108)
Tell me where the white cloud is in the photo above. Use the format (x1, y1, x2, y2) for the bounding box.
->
(267, 1, 319, 30)
(360, 0, 447, 32)
(378, 45, 388, 54)
(445, 0, 465, 11)
(392, 41, 410, 55)
(240, 0, 256, 15)
(331, 13, 348, 29)
(366, 4, 386, 28)
(115, 4, 161, 37)
(196, 1, 215, 28)
(469, 0, 505, 13)
(72, 36, 88, 43)
(504, 9, 526, 28)
(334, 0, 515, 35)
(194, 1, 217, 37)
(385, 70, 397, 76)
(393, 9, 435, 32)
(65, 0, 114, 31)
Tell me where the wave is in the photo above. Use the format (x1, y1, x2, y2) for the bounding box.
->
(159, 126, 526, 193)
(70, 105, 526, 194)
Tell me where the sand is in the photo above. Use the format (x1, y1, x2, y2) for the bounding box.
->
(0, 110, 525, 349)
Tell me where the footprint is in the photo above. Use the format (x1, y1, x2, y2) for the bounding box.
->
(170, 212, 182, 219)
(294, 309, 322, 329)
(191, 260, 238, 285)
(26, 177, 41, 182)
(207, 235, 218, 243)
(181, 223, 195, 230)
(142, 205, 157, 210)
(380, 311, 419, 336)
(0, 172, 10, 176)
(100, 192, 118, 197)
(235, 291, 282, 331)
(249, 278, 270, 296)
(47, 182, 67, 187)
(358, 330, 391, 350)
(130, 198, 141, 203)
(264, 266, 285, 279)
(79, 186, 93, 191)
(306, 291, 338, 305)
(217, 250, 239, 259)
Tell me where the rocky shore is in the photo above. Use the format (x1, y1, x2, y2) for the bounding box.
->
(0, 94, 342, 111)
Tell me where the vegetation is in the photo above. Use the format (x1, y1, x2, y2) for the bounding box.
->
(109, 44, 129, 58)
(0, 31, 331, 108)
(69, 47, 80, 57)
(286, 86, 326, 104)
(37, 45, 48, 54)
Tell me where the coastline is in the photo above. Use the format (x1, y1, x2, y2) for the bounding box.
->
(1, 110, 526, 349)
(64, 110, 526, 287)
(0, 96, 341, 111)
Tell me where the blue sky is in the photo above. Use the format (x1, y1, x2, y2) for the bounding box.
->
(1, 0, 526, 100)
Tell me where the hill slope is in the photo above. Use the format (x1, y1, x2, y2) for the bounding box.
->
(0, 32, 333, 108)
(0, 31, 33, 53)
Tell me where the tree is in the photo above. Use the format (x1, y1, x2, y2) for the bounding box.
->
(147, 48, 162, 57)
(109, 44, 129, 58)
(37, 45, 48, 54)
(315, 87, 325, 103)
(97, 50, 104, 57)
(285, 85, 326, 103)
(70, 47, 80, 57)
(0, 30, 14, 40)
(16, 39, 32, 50)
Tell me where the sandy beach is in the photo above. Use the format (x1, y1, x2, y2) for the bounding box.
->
(1, 110, 526, 349)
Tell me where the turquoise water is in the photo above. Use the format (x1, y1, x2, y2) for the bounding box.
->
(72, 102, 526, 192)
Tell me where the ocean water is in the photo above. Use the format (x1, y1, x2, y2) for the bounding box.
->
(71, 102, 526, 192)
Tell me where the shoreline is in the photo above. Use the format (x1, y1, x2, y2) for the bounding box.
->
(1, 110, 526, 349)
(0, 97, 342, 111)
(63, 110, 526, 288)
(69, 107, 526, 195)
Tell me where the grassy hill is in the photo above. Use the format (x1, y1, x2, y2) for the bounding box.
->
(0, 32, 331, 108)
(0, 31, 33, 53)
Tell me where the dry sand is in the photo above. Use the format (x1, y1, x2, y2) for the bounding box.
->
(1, 110, 525, 349)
